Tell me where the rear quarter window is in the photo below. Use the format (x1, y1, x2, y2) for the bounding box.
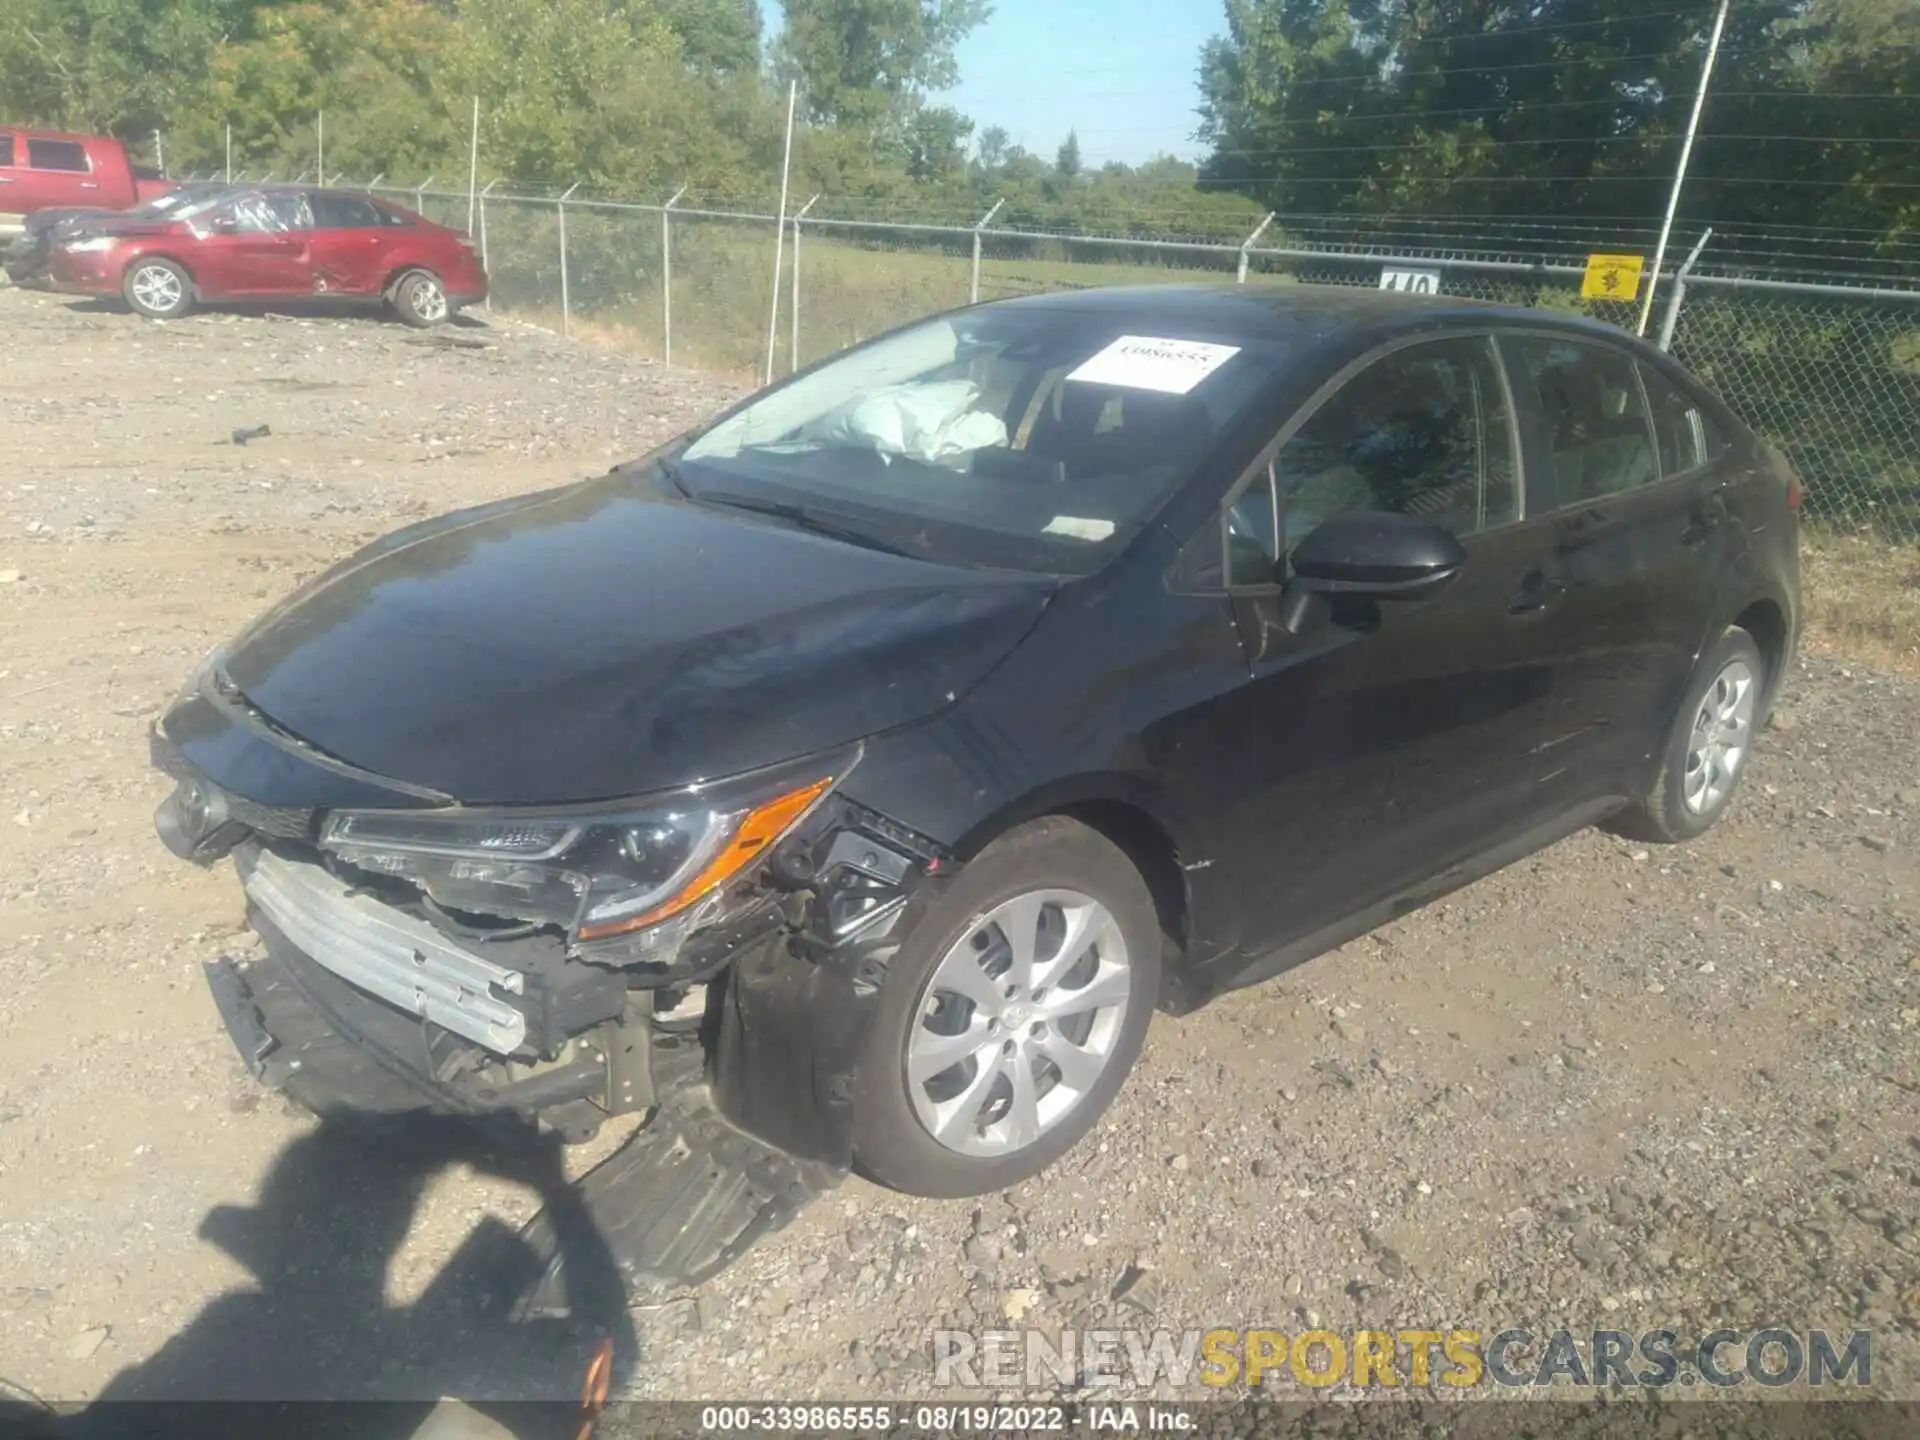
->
(0, 135, 14, 167)
(27, 139, 90, 172)
(373, 203, 417, 228)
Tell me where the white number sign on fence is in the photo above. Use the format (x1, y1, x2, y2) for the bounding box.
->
(1379, 268, 1442, 294)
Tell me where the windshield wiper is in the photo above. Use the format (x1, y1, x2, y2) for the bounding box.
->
(693, 490, 922, 560)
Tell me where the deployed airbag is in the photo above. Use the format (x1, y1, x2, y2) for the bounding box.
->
(810, 380, 1009, 465)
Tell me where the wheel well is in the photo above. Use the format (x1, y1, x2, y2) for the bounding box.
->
(1731, 598, 1787, 697)
(382, 263, 439, 296)
(125, 253, 194, 284)
(1052, 799, 1189, 956)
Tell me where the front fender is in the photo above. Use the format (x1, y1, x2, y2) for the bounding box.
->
(709, 798, 949, 1168)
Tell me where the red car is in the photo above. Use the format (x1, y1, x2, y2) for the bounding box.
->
(47, 185, 487, 325)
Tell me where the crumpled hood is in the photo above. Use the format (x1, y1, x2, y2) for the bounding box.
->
(217, 472, 1055, 804)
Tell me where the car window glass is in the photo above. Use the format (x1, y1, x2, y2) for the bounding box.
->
(263, 194, 312, 230)
(0, 136, 14, 167)
(1267, 337, 1515, 563)
(374, 203, 416, 228)
(1639, 363, 1711, 477)
(27, 138, 89, 172)
(680, 312, 1294, 575)
(210, 193, 306, 233)
(1514, 338, 1656, 504)
(311, 194, 380, 229)
(1225, 460, 1280, 585)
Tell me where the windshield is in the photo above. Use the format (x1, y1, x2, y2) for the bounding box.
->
(679, 307, 1289, 573)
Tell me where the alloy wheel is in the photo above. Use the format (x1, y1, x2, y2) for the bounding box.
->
(132, 264, 183, 314)
(409, 277, 448, 323)
(906, 888, 1132, 1158)
(1683, 657, 1756, 815)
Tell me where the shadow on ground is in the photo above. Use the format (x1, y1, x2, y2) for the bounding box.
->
(58, 296, 493, 329)
(1, 1119, 629, 1439)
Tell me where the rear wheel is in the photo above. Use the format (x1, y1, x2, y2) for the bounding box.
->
(852, 817, 1160, 1197)
(123, 258, 192, 320)
(1611, 626, 1765, 843)
(392, 269, 450, 327)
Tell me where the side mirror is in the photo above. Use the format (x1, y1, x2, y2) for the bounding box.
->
(1278, 511, 1465, 633)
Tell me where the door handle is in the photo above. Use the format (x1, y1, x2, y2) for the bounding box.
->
(1509, 568, 1561, 615)
(78, 182, 100, 189)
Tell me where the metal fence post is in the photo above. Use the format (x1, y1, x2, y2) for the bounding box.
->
(415, 176, 434, 215)
(478, 179, 496, 312)
(557, 181, 581, 337)
(1237, 213, 1276, 283)
(970, 198, 1005, 304)
(1656, 228, 1713, 353)
(790, 195, 819, 374)
(661, 185, 687, 365)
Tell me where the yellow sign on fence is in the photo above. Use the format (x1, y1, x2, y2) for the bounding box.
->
(1581, 253, 1645, 301)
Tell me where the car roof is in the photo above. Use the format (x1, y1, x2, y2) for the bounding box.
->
(981, 282, 1637, 349)
(5, 127, 112, 143)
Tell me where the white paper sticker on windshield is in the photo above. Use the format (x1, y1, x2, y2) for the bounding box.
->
(1066, 335, 1241, 395)
(1043, 515, 1117, 542)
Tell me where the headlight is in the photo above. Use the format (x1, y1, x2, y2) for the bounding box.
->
(318, 753, 853, 950)
(62, 235, 118, 255)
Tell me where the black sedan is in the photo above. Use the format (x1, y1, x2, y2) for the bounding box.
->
(153, 285, 1798, 1281)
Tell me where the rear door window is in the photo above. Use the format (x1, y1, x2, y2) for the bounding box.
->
(26, 138, 89, 172)
(310, 194, 380, 229)
(1510, 337, 1657, 509)
(1638, 364, 1711, 478)
(373, 202, 416, 228)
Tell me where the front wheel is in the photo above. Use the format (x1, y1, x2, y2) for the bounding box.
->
(123, 258, 193, 319)
(852, 817, 1160, 1198)
(1612, 626, 1766, 844)
(392, 269, 451, 328)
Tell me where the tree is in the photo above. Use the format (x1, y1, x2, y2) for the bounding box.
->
(657, 0, 762, 73)
(903, 103, 973, 181)
(0, 0, 226, 137)
(776, 0, 992, 128)
(975, 123, 1010, 171)
(1186, 0, 1919, 248)
(1054, 128, 1081, 180)
(169, 0, 460, 180)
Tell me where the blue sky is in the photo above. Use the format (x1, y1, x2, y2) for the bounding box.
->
(763, 2, 1219, 166)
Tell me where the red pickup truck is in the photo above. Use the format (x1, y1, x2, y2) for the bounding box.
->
(0, 127, 175, 236)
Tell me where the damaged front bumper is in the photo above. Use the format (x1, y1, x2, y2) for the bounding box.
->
(185, 802, 943, 1300)
(155, 674, 948, 1294)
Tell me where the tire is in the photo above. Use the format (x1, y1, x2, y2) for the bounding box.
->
(852, 816, 1160, 1198)
(392, 269, 451, 327)
(1610, 626, 1766, 844)
(122, 257, 193, 319)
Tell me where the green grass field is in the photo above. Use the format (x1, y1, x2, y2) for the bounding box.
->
(488, 220, 1266, 375)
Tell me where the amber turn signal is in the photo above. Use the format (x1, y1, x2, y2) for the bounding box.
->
(574, 776, 833, 940)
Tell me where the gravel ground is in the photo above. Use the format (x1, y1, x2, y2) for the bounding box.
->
(0, 284, 1915, 1414)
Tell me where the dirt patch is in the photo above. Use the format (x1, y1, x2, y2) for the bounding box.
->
(0, 285, 1915, 1409)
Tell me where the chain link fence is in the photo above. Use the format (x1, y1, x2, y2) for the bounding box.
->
(1668, 282, 1920, 540)
(331, 179, 1920, 545)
